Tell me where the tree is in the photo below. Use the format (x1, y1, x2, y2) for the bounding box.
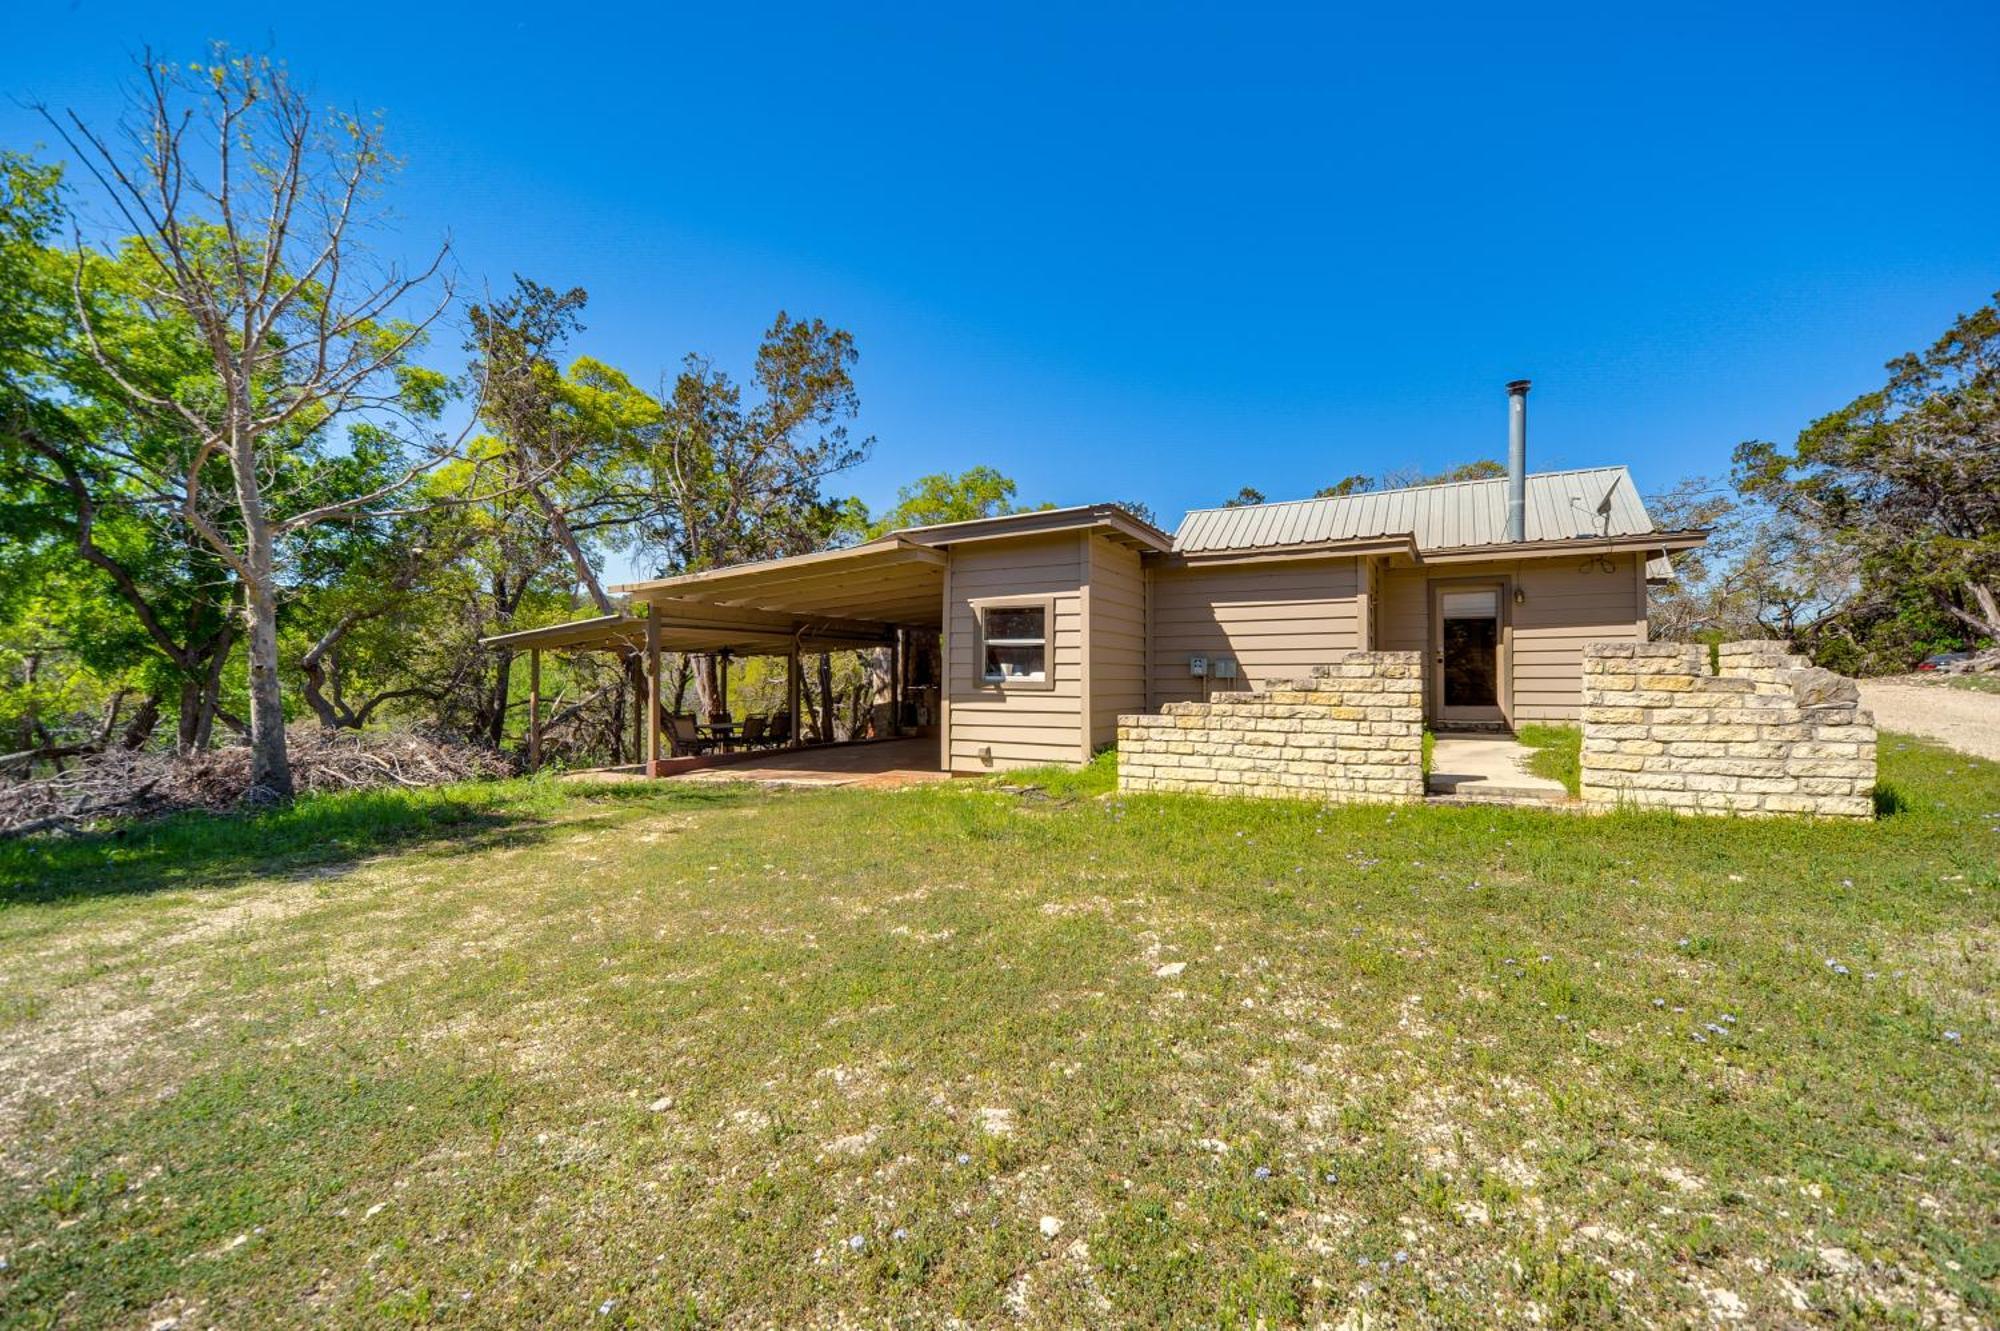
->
(626, 313, 872, 714)
(1642, 477, 1850, 644)
(1735, 291, 2000, 668)
(1221, 486, 1266, 508)
(42, 50, 468, 800)
(868, 466, 1033, 533)
(0, 152, 243, 753)
(1313, 459, 1506, 498)
(1105, 498, 1159, 527)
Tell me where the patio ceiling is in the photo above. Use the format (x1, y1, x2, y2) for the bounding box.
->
(611, 537, 946, 629)
(480, 539, 945, 658)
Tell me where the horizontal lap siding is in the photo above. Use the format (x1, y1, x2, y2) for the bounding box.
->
(1379, 554, 1645, 721)
(946, 534, 1086, 773)
(1148, 559, 1361, 705)
(1089, 538, 1147, 750)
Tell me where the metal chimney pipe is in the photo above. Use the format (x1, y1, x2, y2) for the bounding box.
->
(1505, 379, 1531, 543)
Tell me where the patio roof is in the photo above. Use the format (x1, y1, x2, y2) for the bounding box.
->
(612, 536, 947, 627)
(483, 504, 1167, 658)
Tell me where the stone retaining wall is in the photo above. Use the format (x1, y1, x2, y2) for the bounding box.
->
(1117, 651, 1423, 803)
(1580, 641, 1875, 818)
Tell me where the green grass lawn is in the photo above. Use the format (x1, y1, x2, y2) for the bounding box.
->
(0, 738, 1995, 1328)
(1516, 723, 1582, 796)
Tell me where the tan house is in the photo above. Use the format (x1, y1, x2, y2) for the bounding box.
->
(486, 387, 1706, 775)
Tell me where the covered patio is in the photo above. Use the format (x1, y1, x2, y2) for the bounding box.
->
(480, 536, 947, 777)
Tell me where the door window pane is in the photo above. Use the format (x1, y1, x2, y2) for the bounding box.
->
(1442, 616, 1498, 706)
(1440, 590, 1499, 619)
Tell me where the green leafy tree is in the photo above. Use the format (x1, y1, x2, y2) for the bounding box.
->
(40, 50, 469, 799)
(869, 466, 1035, 533)
(1221, 486, 1266, 508)
(0, 153, 245, 754)
(1735, 291, 2000, 669)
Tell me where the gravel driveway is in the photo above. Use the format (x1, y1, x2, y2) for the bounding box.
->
(1857, 679, 2000, 763)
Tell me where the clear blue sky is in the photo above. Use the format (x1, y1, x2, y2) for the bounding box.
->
(7, 2, 1998, 562)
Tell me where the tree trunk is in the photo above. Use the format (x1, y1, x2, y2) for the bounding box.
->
(817, 653, 834, 741)
(121, 693, 162, 749)
(240, 569, 291, 799)
(230, 427, 293, 800)
(489, 649, 515, 746)
(176, 676, 204, 754)
(302, 611, 370, 729)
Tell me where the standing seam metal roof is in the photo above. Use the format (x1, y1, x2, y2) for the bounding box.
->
(1171, 467, 1657, 555)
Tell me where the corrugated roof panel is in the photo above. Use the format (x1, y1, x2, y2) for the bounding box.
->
(1171, 467, 1655, 554)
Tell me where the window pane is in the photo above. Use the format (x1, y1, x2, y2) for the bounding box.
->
(984, 643, 1046, 681)
(1440, 590, 1498, 619)
(984, 606, 1045, 641)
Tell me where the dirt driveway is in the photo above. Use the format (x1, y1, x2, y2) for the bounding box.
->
(1858, 679, 2000, 763)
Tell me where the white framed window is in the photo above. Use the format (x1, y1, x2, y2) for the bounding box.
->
(973, 597, 1055, 689)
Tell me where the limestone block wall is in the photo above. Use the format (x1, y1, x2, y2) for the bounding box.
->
(1117, 651, 1423, 804)
(1580, 641, 1875, 818)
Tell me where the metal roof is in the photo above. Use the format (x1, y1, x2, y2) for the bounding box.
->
(1171, 467, 1659, 555)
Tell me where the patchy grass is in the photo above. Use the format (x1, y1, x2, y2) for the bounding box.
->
(1517, 723, 1583, 796)
(1944, 674, 2000, 695)
(0, 738, 1995, 1328)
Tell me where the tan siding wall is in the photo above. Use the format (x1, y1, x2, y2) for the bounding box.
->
(1088, 537, 1147, 750)
(1147, 559, 1361, 705)
(1378, 553, 1647, 721)
(945, 534, 1086, 772)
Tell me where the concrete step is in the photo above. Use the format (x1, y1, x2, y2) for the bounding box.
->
(1425, 779, 1577, 807)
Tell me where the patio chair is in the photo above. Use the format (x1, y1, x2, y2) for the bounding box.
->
(764, 711, 792, 748)
(666, 714, 717, 757)
(738, 715, 766, 748)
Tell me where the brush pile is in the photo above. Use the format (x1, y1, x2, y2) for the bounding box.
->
(0, 730, 517, 838)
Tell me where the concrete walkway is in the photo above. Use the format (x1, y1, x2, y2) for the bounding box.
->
(1426, 733, 1572, 804)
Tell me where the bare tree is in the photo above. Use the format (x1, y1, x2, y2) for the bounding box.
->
(42, 48, 477, 799)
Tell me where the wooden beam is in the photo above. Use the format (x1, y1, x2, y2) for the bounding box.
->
(528, 648, 541, 773)
(645, 613, 663, 777)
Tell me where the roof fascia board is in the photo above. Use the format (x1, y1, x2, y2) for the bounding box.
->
(1149, 535, 1418, 569)
(1414, 530, 1709, 565)
(607, 538, 942, 597)
(896, 504, 1171, 552)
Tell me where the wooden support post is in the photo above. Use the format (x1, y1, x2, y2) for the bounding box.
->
(718, 650, 729, 717)
(630, 655, 642, 768)
(527, 648, 541, 772)
(787, 644, 802, 750)
(891, 629, 904, 737)
(645, 613, 663, 776)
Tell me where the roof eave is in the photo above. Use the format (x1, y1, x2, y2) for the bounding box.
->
(893, 503, 1172, 552)
(1414, 529, 1709, 565)
(1155, 535, 1420, 567)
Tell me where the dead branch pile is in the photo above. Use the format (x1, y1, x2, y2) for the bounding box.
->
(0, 730, 518, 838)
